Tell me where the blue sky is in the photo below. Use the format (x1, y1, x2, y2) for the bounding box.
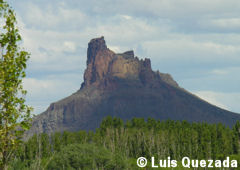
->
(9, 0, 240, 114)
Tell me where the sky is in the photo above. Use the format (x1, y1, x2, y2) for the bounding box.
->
(8, 0, 240, 114)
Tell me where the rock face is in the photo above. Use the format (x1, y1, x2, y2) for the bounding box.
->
(80, 36, 160, 89)
(26, 36, 240, 138)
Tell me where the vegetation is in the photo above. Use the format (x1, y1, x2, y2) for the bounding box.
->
(8, 117, 240, 169)
(0, 1, 32, 169)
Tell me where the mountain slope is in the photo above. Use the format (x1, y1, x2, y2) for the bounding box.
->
(27, 36, 240, 137)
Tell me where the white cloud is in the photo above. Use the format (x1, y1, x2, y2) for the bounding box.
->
(23, 73, 82, 114)
(210, 67, 240, 76)
(194, 91, 240, 113)
(108, 46, 122, 53)
(9, 0, 240, 114)
(70, 0, 240, 19)
(194, 91, 228, 110)
(63, 41, 77, 52)
(211, 69, 228, 75)
(142, 38, 240, 67)
(198, 18, 240, 32)
(84, 17, 165, 45)
(20, 2, 87, 30)
(178, 66, 240, 95)
(23, 77, 78, 101)
(212, 18, 240, 28)
(121, 15, 132, 20)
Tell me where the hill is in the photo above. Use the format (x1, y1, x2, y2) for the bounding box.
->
(26, 36, 240, 137)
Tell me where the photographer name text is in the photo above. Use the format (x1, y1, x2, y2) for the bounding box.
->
(137, 156, 237, 168)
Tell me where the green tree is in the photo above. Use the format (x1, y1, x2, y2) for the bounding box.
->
(47, 143, 122, 170)
(0, 1, 32, 169)
(232, 121, 240, 154)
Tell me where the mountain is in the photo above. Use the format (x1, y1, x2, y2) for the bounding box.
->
(26, 36, 240, 137)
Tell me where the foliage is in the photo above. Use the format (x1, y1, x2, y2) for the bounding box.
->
(10, 117, 240, 169)
(0, 0, 32, 169)
(47, 143, 127, 170)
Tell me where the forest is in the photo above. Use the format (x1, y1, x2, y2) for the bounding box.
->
(9, 117, 240, 169)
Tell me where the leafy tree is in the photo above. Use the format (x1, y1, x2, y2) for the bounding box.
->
(52, 132, 62, 152)
(232, 121, 240, 154)
(0, 1, 32, 169)
(47, 143, 123, 170)
(10, 118, 240, 169)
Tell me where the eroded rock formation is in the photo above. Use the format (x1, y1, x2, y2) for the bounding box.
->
(26, 37, 240, 138)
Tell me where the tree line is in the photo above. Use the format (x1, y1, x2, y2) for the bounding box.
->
(9, 117, 240, 169)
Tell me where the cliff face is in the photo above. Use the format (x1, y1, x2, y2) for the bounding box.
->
(80, 36, 178, 90)
(81, 36, 161, 89)
(26, 37, 240, 138)
(81, 37, 114, 88)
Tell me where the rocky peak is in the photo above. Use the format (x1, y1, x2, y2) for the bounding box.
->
(81, 37, 115, 88)
(142, 58, 151, 70)
(81, 36, 179, 90)
(87, 36, 108, 65)
(121, 50, 134, 59)
(26, 36, 240, 139)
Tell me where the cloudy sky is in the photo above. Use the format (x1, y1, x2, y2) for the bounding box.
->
(9, 0, 240, 114)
